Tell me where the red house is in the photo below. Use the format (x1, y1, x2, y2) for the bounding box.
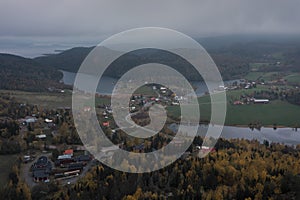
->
(103, 122, 110, 127)
(64, 149, 74, 156)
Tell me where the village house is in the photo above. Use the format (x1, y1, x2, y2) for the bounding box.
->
(253, 98, 270, 104)
(35, 134, 46, 139)
(64, 149, 74, 156)
(74, 154, 92, 163)
(32, 156, 52, 182)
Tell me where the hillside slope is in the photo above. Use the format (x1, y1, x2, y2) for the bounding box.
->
(0, 54, 64, 92)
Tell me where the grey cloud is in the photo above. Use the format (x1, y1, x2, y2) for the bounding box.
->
(1, 0, 300, 57)
(0, 0, 300, 37)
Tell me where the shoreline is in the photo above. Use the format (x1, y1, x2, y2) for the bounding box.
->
(225, 124, 292, 129)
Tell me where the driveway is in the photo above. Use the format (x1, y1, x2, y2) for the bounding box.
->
(20, 152, 52, 188)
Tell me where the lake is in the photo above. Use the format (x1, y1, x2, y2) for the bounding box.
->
(61, 70, 116, 95)
(62, 70, 300, 146)
(61, 70, 238, 96)
(169, 123, 300, 146)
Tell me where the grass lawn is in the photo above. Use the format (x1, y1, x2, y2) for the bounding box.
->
(0, 154, 19, 188)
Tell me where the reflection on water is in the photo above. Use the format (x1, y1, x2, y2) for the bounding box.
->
(169, 123, 300, 146)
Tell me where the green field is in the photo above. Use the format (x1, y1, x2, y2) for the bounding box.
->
(0, 154, 18, 188)
(244, 72, 264, 81)
(134, 85, 157, 96)
(245, 69, 300, 84)
(0, 90, 72, 109)
(225, 100, 300, 126)
(167, 89, 300, 127)
(284, 73, 300, 84)
(3, 89, 300, 127)
(249, 63, 269, 71)
(0, 90, 111, 109)
(244, 71, 281, 82)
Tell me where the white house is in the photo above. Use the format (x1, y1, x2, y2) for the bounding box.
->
(253, 99, 269, 104)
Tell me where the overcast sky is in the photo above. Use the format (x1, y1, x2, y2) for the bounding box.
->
(1, 0, 300, 57)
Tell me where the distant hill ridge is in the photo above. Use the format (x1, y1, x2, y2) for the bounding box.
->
(34, 47, 94, 73)
(34, 45, 249, 81)
(33, 35, 300, 82)
(1, 35, 300, 92)
(0, 53, 64, 92)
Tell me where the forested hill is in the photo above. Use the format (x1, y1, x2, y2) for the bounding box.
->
(0, 53, 64, 92)
(1, 35, 300, 92)
(34, 36, 300, 81)
(34, 47, 93, 73)
(34, 46, 249, 81)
